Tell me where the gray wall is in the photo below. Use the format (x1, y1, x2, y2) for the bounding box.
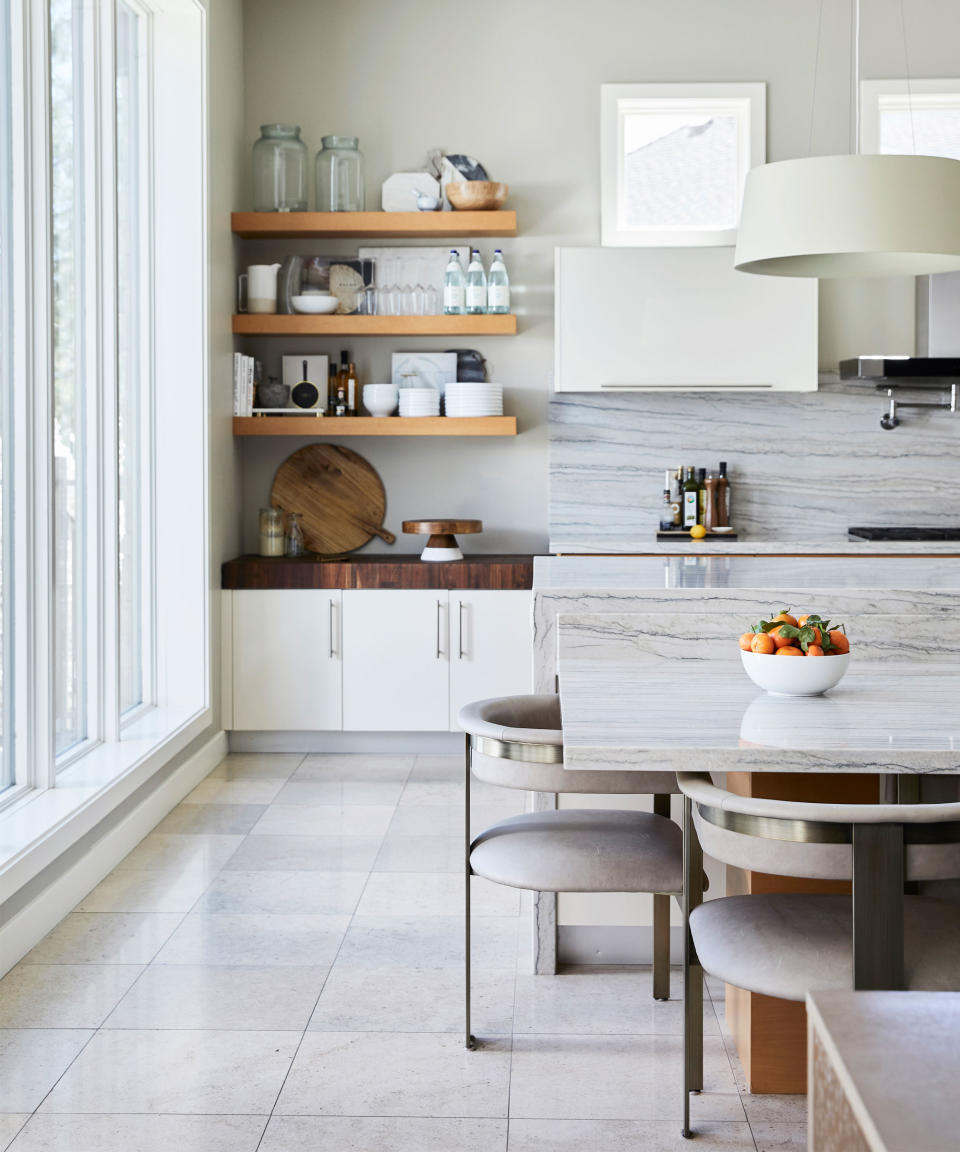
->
(239, 0, 960, 552)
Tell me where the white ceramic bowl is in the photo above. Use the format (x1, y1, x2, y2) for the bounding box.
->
(362, 385, 398, 417)
(291, 294, 338, 315)
(740, 650, 850, 697)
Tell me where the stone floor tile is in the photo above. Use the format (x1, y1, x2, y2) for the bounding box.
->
(20, 915, 181, 966)
(275, 1031, 511, 1117)
(356, 873, 520, 918)
(509, 1034, 745, 1122)
(154, 803, 265, 836)
(0, 1031, 92, 1113)
(116, 834, 244, 874)
(104, 963, 327, 1030)
(373, 834, 463, 873)
(208, 752, 303, 780)
(0, 1116, 27, 1151)
(387, 802, 524, 838)
(750, 1124, 806, 1152)
(152, 912, 349, 967)
(39, 1029, 297, 1115)
(294, 755, 414, 782)
(0, 966, 143, 1029)
(272, 779, 405, 807)
(335, 915, 519, 970)
(6, 1114, 267, 1152)
(260, 1116, 507, 1152)
(309, 966, 514, 1034)
(507, 1119, 757, 1151)
(74, 869, 211, 914)
(739, 1094, 808, 1125)
(250, 804, 395, 838)
(185, 776, 285, 805)
(222, 833, 383, 872)
(196, 869, 367, 916)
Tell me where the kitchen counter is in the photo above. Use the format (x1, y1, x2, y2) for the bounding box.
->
(550, 538, 960, 556)
(222, 553, 534, 590)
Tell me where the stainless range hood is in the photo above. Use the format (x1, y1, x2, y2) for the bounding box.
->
(839, 273, 960, 427)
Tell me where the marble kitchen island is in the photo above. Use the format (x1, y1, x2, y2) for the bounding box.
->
(532, 552, 960, 1092)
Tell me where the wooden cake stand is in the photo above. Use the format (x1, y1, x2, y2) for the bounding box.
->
(402, 519, 482, 562)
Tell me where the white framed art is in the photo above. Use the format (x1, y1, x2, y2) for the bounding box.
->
(600, 82, 765, 247)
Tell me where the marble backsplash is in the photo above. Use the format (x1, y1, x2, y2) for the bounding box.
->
(549, 381, 960, 546)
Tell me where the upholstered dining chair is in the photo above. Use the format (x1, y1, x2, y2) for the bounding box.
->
(459, 693, 685, 1051)
(676, 770, 960, 1138)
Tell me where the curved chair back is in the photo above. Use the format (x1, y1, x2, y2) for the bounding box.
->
(460, 695, 677, 796)
(677, 772, 960, 882)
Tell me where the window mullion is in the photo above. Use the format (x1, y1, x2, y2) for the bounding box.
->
(96, 0, 119, 744)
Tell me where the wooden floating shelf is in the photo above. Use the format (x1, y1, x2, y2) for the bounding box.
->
(231, 210, 517, 239)
(233, 416, 517, 437)
(232, 313, 517, 336)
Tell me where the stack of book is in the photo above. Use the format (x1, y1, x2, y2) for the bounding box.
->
(233, 353, 260, 416)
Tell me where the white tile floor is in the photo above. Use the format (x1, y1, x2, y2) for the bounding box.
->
(0, 752, 807, 1151)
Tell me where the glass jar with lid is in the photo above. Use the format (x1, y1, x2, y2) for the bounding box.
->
(252, 124, 309, 212)
(315, 135, 365, 212)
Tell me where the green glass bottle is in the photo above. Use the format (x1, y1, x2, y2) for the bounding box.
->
(682, 466, 699, 527)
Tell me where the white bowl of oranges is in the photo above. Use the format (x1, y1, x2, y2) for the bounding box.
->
(739, 610, 850, 697)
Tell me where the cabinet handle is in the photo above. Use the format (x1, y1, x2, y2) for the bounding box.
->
(436, 599, 443, 659)
(458, 600, 466, 660)
(329, 599, 337, 658)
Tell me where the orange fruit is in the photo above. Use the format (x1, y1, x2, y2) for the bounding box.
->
(797, 613, 819, 627)
(739, 633, 754, 652)
(806, 644, 824, 657)
(773, 612, 798, 627)
(751, 633, 776, 655)
(828, 630, 850, 654)
(769, 625, 795, 649)
(776, 646, 804, 656)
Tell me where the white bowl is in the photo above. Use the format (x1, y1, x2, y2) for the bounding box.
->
(291, 294, 338, 315)
(363, 384, 398, 417)
(740, 650, 850, 697)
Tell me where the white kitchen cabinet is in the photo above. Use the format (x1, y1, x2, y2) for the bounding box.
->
(342, 589, 451, 731)
(231, 590, 342, 730)
(555, 246, 818, 392)
(449, 590, 533, 730)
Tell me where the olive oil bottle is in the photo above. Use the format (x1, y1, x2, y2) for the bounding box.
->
(682, 465, 699, 527)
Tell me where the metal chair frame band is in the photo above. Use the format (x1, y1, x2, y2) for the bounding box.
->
(697, 802, 960, 846)
(470, 733, 564, 765)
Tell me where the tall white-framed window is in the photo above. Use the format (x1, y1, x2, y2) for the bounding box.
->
(601, 82, 766, 247)
(0, 0, 208, 894)
(861, 79, 960, 159)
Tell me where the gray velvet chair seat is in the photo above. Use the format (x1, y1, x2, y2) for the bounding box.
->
(690, 893, 960, 1002)
(470, 808, 683, 894)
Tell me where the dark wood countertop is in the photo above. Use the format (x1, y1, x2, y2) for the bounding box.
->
(222, 554, 535, 590)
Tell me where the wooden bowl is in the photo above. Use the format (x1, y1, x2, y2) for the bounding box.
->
(446, 181, 508, 211)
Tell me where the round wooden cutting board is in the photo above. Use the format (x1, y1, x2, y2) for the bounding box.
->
(270, 444, 396, 557)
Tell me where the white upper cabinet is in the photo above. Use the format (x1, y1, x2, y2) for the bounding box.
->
(554, 247, 818, 392)
(449, 591, 533, 732)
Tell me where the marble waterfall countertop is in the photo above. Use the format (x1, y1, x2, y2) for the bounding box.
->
(557, 646, 960, 775)
(549, 538, 960, 556)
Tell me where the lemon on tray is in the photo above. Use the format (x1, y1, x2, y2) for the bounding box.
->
(689, 524, 707, 539)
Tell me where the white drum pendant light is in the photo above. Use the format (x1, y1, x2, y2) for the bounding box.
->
(735, 0, 960, 279)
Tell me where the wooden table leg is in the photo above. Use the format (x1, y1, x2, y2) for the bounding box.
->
(852, 824, 904, 991)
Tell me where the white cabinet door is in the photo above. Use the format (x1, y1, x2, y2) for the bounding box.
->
(342, 590, 450, 731)
(232, 590, 342, 731)
(449, 590, 533, 730)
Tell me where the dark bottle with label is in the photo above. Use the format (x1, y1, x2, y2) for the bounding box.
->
(682, 465, 699, 527)
(717, 461, 730, 527)
(697, 467, 707, 525)
(327, 364, 338, 412)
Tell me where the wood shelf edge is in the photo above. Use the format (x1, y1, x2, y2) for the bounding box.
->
(231, 313, 517, 335)
(231, 210, 517, 238)
(232, 415, 518, 437)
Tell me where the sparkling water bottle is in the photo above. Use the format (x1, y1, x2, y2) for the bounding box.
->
(443, 250, 465, 315)
(487, 248, 510, 314)
(465, 248, 487, 315)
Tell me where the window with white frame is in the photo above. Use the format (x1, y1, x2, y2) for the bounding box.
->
(601, 82, 766, 247)
(861, 79, 960, 159)
(0, 0, 208, 868)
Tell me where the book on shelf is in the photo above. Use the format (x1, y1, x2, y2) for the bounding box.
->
(232, 353, 260, 416)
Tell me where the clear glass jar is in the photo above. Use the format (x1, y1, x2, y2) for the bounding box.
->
(284, 512, 306, 557)
(315, 135, 364, 212)
(258, 507, 284, 557)
(252, 124, 308, 212)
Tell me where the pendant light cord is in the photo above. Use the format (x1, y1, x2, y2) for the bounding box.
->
(899, 0, 918, 154)
(807, 0, 824, 156)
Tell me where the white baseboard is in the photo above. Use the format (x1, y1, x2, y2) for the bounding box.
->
(558, 925, 684, 966)
(0, 729, 228, 978)
(228, 730, 462, 754)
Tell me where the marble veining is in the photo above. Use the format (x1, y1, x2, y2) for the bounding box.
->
(549, 384, 960, 546)
(550, 539, 960, 555)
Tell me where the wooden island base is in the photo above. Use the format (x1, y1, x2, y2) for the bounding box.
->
(724, 771, 881, 1094)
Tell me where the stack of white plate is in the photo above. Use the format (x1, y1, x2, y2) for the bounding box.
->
(444, 382, 504, 418)
(398, 387, 440, 417)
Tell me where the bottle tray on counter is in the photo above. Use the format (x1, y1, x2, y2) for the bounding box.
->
(655, 529, 739, 541)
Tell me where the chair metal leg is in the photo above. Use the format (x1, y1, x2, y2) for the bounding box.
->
(682, 795, 704, 1137)
(465, 733, 476, 1049)
(652, 793, 671, 1001)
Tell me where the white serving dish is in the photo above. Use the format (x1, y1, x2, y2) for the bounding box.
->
(362, 384, 398, 417)
(292, 294, 338, 315)
(740, 650, 850, 697)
